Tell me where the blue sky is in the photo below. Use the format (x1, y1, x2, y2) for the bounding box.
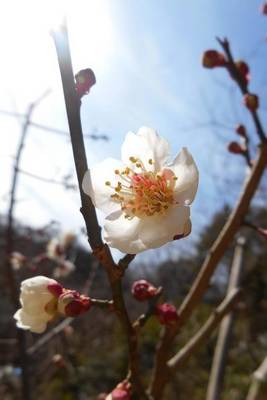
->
(0, 0, 266, 262)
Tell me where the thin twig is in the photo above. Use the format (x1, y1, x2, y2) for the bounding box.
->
(246, 357, 267, 400)
(206, 237, 245, 400)
(167, 288, 241, 370)
(5, 90, 50, 400)
(217, 37, 266, 143)
(18, 168, 77, 189)
(0, 108, 108, 140)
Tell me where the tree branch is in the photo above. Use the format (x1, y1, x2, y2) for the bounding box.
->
(206, 236, 245, 400)
(217, 37, 266, 143)
(52, 24, 146, 398)
(247, 357, 267, 400)
(167, 288, 241, 370)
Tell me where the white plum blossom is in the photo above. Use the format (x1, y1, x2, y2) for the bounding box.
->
(14, 276, 62, 334)
(82, 127, 199, 254)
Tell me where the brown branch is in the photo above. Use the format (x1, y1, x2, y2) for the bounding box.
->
(52, 24, 146, 398)
(206, 236, 245, 400)
(149, 142, 267, 399)
(149, 38, 267, 399)
(217, 37, 266, 143)
(167, 288, 241, 370)
(178, 143, 267, 325)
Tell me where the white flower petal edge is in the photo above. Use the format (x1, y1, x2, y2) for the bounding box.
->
(104, 206, 190, 254)
(121, 127, 170, 172)
(169, 147, 199, 205)
(14, 276, 57, 334)
(82, 158, 124, 214)
(83, 127, 199, 254)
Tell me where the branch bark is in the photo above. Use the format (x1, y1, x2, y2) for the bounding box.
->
(247, 357, 267, 400)
(206, 236, 245, 400)
(149, 37, 267, 399)
(52, 24, 146, 398)
(167, 288, 241, 370)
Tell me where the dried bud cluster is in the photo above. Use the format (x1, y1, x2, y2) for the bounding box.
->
(131, 280, 158, 301)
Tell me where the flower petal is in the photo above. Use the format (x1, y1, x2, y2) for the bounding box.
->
(121, 127, 170, 172)
(103, 211, 146, 254)
(82, 158, 125, 214)
(14, 309, 49, 334)
(169, 148, 199, 205)
(138, 206, 190, 248)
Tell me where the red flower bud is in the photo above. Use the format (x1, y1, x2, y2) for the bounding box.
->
(75, 68, 96, 98)
(47, 282, 63, 298)
(235, 61, 250, 85)
(227, 142, 246, 155)
(131, 280, 158, 301)
(202, 50, 226, 68)
(235, 124, 247, 138)
(58, 290, 91, 317)
(155, 303, 179, 326)
(261, 3, 267, 15)
(243, 94, 259, 111)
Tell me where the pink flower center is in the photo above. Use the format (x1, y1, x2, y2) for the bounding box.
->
(106, 158, 177, 218)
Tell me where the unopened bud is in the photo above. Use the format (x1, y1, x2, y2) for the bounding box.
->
(131, 280, 158, 301)
(235, 124, 247, 138)
(235, 61, 250, 85)
(106, 381, 131, 400)
(202, 50, 226, 68)
(75, 68, 96, 98)
(243, 94, 259, 111)
(57, 290, 91, 317)
(227, 142, 246, 155)
(155, 303, 179, 326)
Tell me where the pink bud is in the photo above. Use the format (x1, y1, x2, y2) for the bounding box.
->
(111, 389, 130, 400)
(227, 142, 246, 155)
(235, 124, 247, 138)
(58, 290, 91, 317)
(131, 280, 158, 301)
(75, 68, 96, 98)
(155, 303, 179, 326)
(243, 94, 259, 111)
(235, 61, 250, 85)
(202, 50, 226, 68)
